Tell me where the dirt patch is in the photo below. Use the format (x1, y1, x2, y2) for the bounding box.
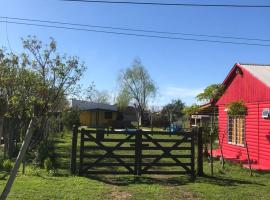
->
(110, 186, 133, 200)
(181, 191, 201, 200)
(165, 186, 201, 200)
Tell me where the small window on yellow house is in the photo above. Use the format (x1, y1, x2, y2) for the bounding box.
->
(104, 112, 113, 120)
(228, 116, 245, 146)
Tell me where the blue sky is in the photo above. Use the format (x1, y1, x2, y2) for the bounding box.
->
(1, 0, 270, 106)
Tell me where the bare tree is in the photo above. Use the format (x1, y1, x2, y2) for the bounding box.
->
(84, 82, 110, 104)
(117, 58, 157, 127)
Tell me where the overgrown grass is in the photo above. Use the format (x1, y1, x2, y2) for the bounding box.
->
(0, 130, 269, 199)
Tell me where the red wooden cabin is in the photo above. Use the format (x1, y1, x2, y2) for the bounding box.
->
(213, 63, 270, 170)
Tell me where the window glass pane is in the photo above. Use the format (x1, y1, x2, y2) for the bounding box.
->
(227, 115, 245, 146)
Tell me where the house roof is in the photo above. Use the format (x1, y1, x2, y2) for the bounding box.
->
(72, 99, 118, 111)
(223, 63, 270, 88)
(240, 64, 270, 87)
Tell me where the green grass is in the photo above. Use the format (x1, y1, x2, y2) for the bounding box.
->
(0, 130, 270, 199)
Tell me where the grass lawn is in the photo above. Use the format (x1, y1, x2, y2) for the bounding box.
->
(0, 131, 270, 200)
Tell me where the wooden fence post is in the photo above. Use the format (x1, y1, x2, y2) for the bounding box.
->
(197, 127, 204, 176)
(79, 129, 84, 175)
(135, 129, 142, 176)
(70, 125, 78, 174)
(191, 129, 195, 180)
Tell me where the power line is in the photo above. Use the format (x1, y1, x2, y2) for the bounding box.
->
(1, 16, 270, 42)
(0, 20, 270, 47)
(5, 17, 14, 53)
(61, 0, 270, 8)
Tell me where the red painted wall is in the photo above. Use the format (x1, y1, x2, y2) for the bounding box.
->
(259, 103, 270, 165)
(217, 65, 270, 166)
(217, 67, 270, 105)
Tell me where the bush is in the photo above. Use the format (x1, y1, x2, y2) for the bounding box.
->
(32, 140, 57, 169)
(44, 157, 53, 172)
(3, 159, 13, 173)
(0, 159, 3, 169)
(227, 100, 247, 116)
(62, 108, 80, 130)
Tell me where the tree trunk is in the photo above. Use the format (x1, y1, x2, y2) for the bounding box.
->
(0, 117, 3, 144)
(7, 119, 13, 158)
(0, 119, 36, 200)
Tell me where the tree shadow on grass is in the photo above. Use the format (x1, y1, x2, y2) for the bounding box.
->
(85, 174, 193, 186)
(84, 174, 265, 187)
(195, 174, 265, 187)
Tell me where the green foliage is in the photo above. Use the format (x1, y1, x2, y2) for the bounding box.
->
(196, 84, 224, 102)
(183, 104, 200, 115)
(0, 158, 3, 169)
(227, 100, 247, 116)
(62, 108, 80, 130)
(43, 157, 53, 172)
(0, 36, 86, 161)
(32, 140, 57, 169)
(161, 99, 185, 123)
(116, 89, 131, 111)
(3, 159, 13, 173)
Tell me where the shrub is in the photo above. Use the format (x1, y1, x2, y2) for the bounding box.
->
(227, 101, 247, 116)
(32, 141, 48, 167)
(3, 159, 13, 173)
(44, 157, 53, 172)
(32, 139, 57, 169)
(62, 108, 80, 130)
(0, 159, 3, 169)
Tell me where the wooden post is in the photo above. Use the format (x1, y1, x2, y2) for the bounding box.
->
(197, 127, 204, 176)
(0, 119, 36, 200)
(210, 128, 214, 176)
(245, 139, 253, 176)
(210, 114, 214, 176)
(191, 129, 195, 180)
(79, 129, 84, 175)
(219, 131, 225, 169)
(70, 125, 78, 174)
(135, 129, 142, 176)
(22, 158, 26, 175)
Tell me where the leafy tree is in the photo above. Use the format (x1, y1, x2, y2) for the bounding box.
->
(0, 50, 42, 157)
(117, 58, 157, 127)
(161, 99, 185, 124)
(0, 36, 86, 200)
(196, 84, 224, 102)
(116, 89, 130, 111)
(183, 104, 200, 116)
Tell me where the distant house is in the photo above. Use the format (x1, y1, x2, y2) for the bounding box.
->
(72, 99, 118, 128)
(190, 102, 218, 128)
(213, 63, 270, 170)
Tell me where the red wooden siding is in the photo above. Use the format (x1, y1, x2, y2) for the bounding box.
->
(217, 67, 270, 105)
(259, 103, 270, 166)
(216, 64, 270, 168)
(218, 104, 259, 163)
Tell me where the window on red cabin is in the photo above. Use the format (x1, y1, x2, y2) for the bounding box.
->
(227, 116, 245, 146)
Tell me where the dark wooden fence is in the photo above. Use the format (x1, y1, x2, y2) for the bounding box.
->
(71, 127, 203, 178)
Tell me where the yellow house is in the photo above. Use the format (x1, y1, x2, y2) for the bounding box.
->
(72, 99, 118, 127)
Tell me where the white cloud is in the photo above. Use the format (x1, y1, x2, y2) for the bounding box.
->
(154, 86, 204, 106)
(164, 86, 204, 98)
